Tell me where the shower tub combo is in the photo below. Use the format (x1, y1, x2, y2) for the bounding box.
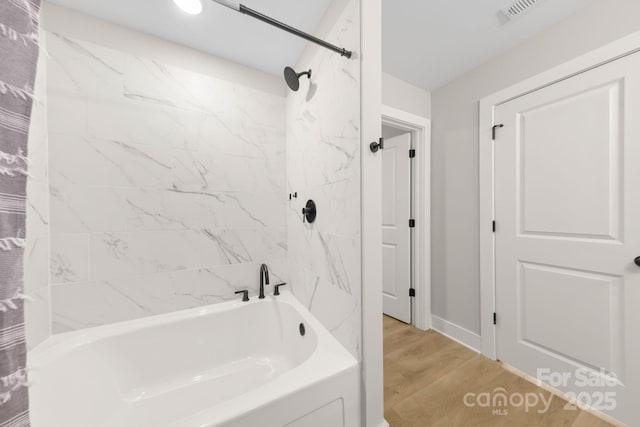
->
(28, 291, 360, 427)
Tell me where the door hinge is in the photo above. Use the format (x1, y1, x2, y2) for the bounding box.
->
(409, 219, 416, 228)
(409, 288, 416, 297)
(493, 312, 497, 325)
(492, 221, 496, 232)
(492, 124, 504, 140)
(409, 149, 416, 158)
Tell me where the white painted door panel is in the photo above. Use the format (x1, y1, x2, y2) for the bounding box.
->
(494, 53, 640, 425)
(382, 133, 411, 323)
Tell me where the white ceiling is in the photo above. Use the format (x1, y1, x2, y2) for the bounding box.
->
(46, 0, 332, 76)
(382, 0, 594, 91)
(47, 0, 594, 91)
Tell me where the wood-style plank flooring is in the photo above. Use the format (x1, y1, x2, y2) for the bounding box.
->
(383, 315, 614, 427)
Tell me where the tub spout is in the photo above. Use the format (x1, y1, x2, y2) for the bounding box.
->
(259, 264, 270, 299)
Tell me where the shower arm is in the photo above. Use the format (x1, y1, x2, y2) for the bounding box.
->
(211, 0, 353, 59)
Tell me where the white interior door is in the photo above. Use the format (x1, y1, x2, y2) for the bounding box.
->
(382, 133, 411, 323)
(494, 52, 640, 425)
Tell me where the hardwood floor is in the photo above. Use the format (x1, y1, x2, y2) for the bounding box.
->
(383, 315, 614, 427)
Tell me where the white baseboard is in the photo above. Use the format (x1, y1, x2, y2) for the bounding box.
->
(431, 315, 481, 352)
(378, 420, 390, 427)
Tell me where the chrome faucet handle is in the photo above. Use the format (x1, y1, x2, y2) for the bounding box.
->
(273, 283, 287, 296)
(234, 290, 250, 302)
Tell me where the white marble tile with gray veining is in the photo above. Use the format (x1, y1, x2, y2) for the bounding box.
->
(25, 286, 51, 351)
(49, 133, 174, 189)
(289, 263, 360, 359)
(311, 282, 360, 360)
(286, 111, 359, 189)
(51, 185, 285, 233)
(123, 55, 284, 129)
(285, 2, 360, 191)
(314, 233, 358, 295)
(123, 55, 223, 114)
(89, 228, 286, 281)
(287, 178, 359, 238)
(47, 32, 286, 155)
(86, 97, 201, 150)
(87, 97, 285, 157)
(171, 147, 285, 195)
(51, 259, 288, 333)
(47, 32, 125, 100)
(193, 113, 285, 160)
(26, 36, 52, 349)
(288, 207, 359, 296)
(286, 0, 361, 359)
(50, 233, 89, 284)
(45, 31, 288, 333)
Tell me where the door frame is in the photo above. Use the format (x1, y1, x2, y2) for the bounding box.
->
(361, 1, 384, 426)
(382, 105, 431, 330)
(478, 30, 640, 359)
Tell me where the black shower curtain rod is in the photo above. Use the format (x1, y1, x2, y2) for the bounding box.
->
(211, 0, 353, 59)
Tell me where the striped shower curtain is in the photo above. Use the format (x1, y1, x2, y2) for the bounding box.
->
(0, 0, 41, 426)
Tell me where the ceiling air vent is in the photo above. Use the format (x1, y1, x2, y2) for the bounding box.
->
(500, 0, 546, 21)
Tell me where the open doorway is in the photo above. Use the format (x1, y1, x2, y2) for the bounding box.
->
(381, 125, 413, 323)
(380, 106, 431, 330)
(380, 105, 432, 423)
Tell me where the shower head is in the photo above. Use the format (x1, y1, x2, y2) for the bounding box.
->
(284, 66, 312, 92)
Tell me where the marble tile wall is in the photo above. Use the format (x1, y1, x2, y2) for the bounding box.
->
(286, 0, 362, 359)
(46, 33, 287, 332)
(25, 31, 52, 350)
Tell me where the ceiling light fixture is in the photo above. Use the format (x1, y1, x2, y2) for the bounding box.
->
(173, 0, 203, 15)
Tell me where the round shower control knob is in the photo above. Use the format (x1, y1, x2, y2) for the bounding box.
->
(302, 200, 317, 223)
(635, 256, 640, 267)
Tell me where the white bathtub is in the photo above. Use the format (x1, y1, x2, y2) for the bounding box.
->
(28, 291, 360, 427)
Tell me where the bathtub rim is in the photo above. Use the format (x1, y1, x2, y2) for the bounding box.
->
(28, 290, 359, 427)
(28, 290, 350, 365)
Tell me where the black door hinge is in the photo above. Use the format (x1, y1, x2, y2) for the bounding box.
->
(409, 288, 416, 297)
(409, 149, 416, 158)
(492, 221, 496, 232)
(493, 312, 497, 325)
(492, 124, 504, 140)
(409, 219, 416, 228)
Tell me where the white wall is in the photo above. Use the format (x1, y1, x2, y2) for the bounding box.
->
(430, 0, 640, 339)
(39, 6, 287, 333)
(382, 72, 430, 119)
